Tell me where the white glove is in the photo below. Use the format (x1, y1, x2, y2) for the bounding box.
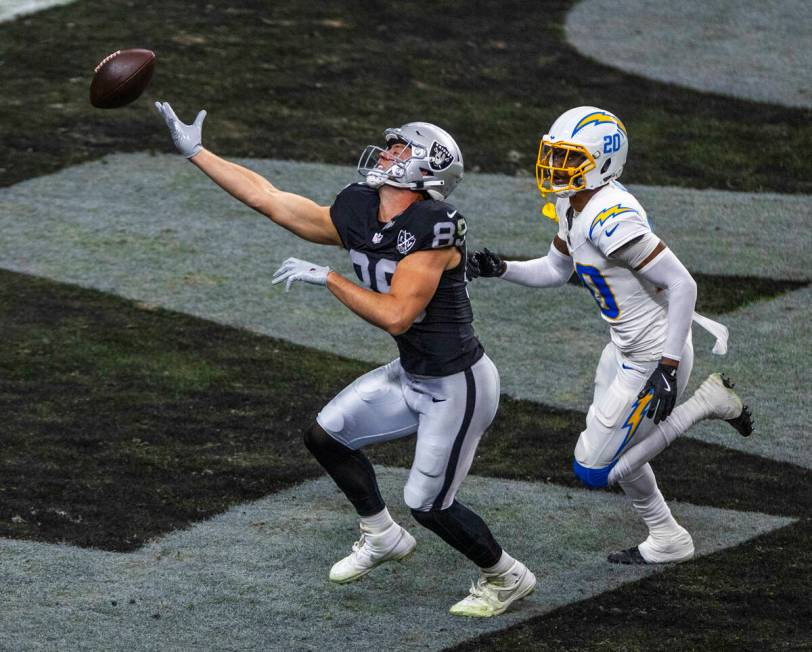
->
(272, 257, 331, 291)
(154, 101, 206, 158)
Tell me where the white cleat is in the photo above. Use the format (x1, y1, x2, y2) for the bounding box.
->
(449, 561, 536, 617)
(694, 373, 754, 436)
(609, 525, 694, 564)
(329, 523, 416, 584)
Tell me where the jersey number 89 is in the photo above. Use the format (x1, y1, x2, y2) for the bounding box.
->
(350, 249, 397, 293)
(432, 219, 467, 248)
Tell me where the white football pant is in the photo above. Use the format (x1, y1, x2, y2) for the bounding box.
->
(316, 355, 500, 511)
(573, 336, 694, 486)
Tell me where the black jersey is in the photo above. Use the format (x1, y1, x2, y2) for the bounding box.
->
(330, 183, 484, 377)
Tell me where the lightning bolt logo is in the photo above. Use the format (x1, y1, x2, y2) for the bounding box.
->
(589, 204, 636, 240)
(612, 393, 654, 461)
(572, 111, 628, 137)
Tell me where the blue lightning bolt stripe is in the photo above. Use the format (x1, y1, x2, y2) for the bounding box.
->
(572, 111, 627, 137)
(612, 393, 653, 461)
(589, 204, 636, 240)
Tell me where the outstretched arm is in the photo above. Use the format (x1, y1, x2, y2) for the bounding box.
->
(501, 236, 573, 287)
(155, 102, 341, 246)
(468, 236, 572, 287)
(190, 150, 341, 245)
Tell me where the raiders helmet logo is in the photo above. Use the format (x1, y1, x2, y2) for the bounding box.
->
(397, 229, 416, 254)
(429, 141, 454, 171)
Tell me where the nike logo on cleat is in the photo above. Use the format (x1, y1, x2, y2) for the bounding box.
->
(431, 397, 447, 403)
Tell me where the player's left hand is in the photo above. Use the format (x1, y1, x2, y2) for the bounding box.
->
(155, 101, 206, 158)
(272, 257, 331, 291)
(639, 362, 678, 424)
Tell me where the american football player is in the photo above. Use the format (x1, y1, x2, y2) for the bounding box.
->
(468, 106, 753, 565)
(155, 103, 535, 616)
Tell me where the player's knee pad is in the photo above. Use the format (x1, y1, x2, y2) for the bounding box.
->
(403, 479, 442, 512)
(403, 453, 447, 511)
(572, 457, 615, 489)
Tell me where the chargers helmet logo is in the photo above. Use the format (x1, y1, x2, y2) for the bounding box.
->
(571, 111, 627, 137)
(429, 141, 454, 171)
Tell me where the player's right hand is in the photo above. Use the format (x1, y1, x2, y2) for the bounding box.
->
(467, 248, 507, 279)
(272, 257, 331, 291)
(154, 101, 206, 158)
(639, 362, 678, 424)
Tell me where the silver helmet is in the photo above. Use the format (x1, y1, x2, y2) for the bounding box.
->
(357, 122, 464, 200)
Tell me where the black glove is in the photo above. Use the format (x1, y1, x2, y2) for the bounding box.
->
(467, 248, 506, 279)
(638, 362, 678, 424)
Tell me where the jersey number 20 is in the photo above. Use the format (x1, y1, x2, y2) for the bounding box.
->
(576, 263, 620, 319)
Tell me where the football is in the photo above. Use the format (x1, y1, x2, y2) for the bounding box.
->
(90, 48, 156, 109)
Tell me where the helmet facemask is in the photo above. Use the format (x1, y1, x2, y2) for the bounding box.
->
(357, 122, 464, 200)
(536, 138, 595, 199)
(357, 139, 429, 190)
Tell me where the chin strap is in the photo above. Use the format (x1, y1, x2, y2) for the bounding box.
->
(365, 171, 445, 193)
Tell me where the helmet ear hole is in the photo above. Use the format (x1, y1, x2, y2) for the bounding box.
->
(600, 158, 612, 174)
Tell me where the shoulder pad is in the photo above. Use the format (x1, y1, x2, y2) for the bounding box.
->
(584, 188, 650, 255)
(400, 201, 467, 253)
(331, 183, 378, 250)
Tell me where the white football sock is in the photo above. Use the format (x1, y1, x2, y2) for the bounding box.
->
(609, 390, 714, 484)
(617, 463, 680, 538)
(482, 550, 516, 575)
(360, 507, 395, 535)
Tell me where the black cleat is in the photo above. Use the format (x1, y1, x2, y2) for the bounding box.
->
(607, 546, 648, 565)
(726, 404, 754, 437)
(719, 374, 754, 437)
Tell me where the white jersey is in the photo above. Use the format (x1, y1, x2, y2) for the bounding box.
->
(556, 181, 668, 360)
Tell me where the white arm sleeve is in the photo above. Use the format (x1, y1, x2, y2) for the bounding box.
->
(633, 247, 698, 360)
(501, 242, 573, 288)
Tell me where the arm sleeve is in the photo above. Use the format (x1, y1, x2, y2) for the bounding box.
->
(501, 241, 573, 287)
(634, 247, 698, 361)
